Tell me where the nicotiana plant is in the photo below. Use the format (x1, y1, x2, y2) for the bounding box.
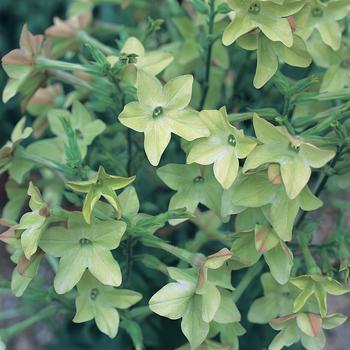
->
(1, 0, 350, 349)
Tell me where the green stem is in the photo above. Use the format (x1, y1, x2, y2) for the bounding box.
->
(297, 237, 320, 274)
(36, 57, 99, 74)
(77, 31, 115, 55)
(49, 69, 92, 89)
(232, 260, 264, 303)
(199, 0, 216, 110)
(0, 305, 59, 343)
(141, 238, 198, 265)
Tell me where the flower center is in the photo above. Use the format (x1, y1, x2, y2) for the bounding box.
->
(76, 129, 84, 140)
(152, 106, 163, 119)
(312, 7, 323, 17)
(340, 59, 350, 69)
(288, 142, 300, 153)
(79, 238, 92, 246)
(193, 176, 205, 183)
(90, 288, 99, 300)
(227, 134, 236, 146)
(248, 2, 261, 14)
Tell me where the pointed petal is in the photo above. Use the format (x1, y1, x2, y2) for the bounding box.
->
(144, 121, 171, 166)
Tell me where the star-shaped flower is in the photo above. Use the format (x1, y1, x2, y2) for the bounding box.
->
(269, 312, 347, 350)
(290, 274, 350, 317)
(110, 36, 173, 85)
(295, 0, 350, 51)
(149, 253, 239, 349)
(224, 167, 323, 240)
(237, 32, 311, 88)
(73, 272, 142, 338)
(222, 0, 304, 47)
(187, 107, 257, 189)
(48, 101, 106, 159)
(39, 211, 127, 294)
(0, 117, 32, 169)
(66, 166, 135, 224)
(157, 164, 223, 224)
(118, 70, 210, 166)
(16, 182, 49, 259)
(243, 114, 335, 199)
(1, 25, 46, 105)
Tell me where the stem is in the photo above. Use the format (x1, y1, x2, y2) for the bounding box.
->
(49, 69, 92, 89)
(199, 0, 216, 110)
(298, 238, 320, 274)
(36, 57, 99, 75)
(141, 238, 198, 265)
(232, 260, 264, 303)
(77, 31, 115, 55)
(0, 305, 59, 343)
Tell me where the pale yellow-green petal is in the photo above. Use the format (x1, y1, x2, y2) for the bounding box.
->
(118, 101, 152, 132)
(213, 151, 239, 189)
(163, 75, 193, 110)
(166, 110, 209, 141)
(144, 120, 171, 166)
(136, 70, 163, 108)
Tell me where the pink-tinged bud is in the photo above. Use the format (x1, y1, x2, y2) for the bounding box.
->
(45, 13, 91, 38)
(288, 16, 297, 33)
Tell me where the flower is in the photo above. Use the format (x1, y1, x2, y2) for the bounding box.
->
(157, 164, 223, 223)
(16, 182, 49, 259)
(112, 36, 173, 84)
(39, 211, 127, 294)
(243, 114, 335, 199)
(295, 0, 350, 51)
(187, 107, 256, 189)
(66, 166, 135, 223)
(48, 101, 106, 159)
(1, 25, 46, 105)
(118, 71, 210, 166)
(237, 32, 311, 88)
(73, 272, 142, 338)
(222, 0, 304, 47)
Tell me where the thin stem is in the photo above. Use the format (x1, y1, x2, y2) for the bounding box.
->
(298, 237, 320, 274)
(49, 69, 92, 89)
(77, 31, 115, 55)
(232, 260, 264, 303)
(36, 57, 99, 75)
(0, 305, 59, 343)
(199, 0, 216, 110)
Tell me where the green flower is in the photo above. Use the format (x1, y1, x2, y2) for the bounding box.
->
(1, 25, 47, 105)
(222, 0, 304, 47)
(109, 36, 173, 85)
(248, 273, 294, 324)
(187, 107, 256, 189)
(308, 39, 350, 92)
(290, 274, 350, 317)
(269, 312, 347, 350)
(48, 101, 106, 159)
(39, 212, 126, 294)
(157, 164, 223, 224)
(0, 221, 43, 297)
(66, 166, 135, 224)
(237, 33, 311, 88)
(73, 272, 142, 338)
(223, 168, 323, 241)
(243, 114, 335, 199)
(149, 255, 240, 349)
(16, 182, 49, 259)
(295, 0, 350, 51)
(118, 71, 210, 166)
(0, 117, 32, 169)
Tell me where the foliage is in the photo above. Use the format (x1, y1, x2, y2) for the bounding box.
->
(1, 0, 350, 349)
